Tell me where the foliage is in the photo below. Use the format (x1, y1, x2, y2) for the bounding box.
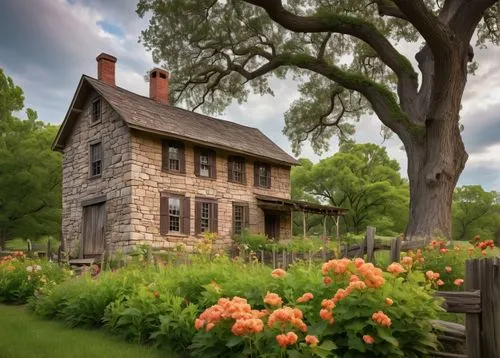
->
(0, 305, 163, 358)
(0, 253, 70, 304)
(292, 143, 409, 235)
(452, 185, 500, 242)
(0, 68, 61, 249)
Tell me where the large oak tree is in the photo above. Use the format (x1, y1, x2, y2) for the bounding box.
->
(137, 0, 500, 240)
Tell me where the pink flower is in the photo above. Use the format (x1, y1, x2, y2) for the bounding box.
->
(264, 292, 283, 306)
(296, 292, 314, 303)
(363, 335, 375, 344)
(387, 262, 406, 275)
(454, 278, 464, 286)
(271, 268, 287, 278)
(445, 266, 452, 273)
(305, 335, 319, 346)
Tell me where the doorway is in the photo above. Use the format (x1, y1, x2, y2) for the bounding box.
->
(264, 214, 280, 240)
(82, 202, 106, 257)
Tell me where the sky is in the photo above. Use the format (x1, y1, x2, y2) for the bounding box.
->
(0, 0, 499, 191)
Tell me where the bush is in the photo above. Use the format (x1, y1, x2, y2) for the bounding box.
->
(0, 253, 70, 304)
(191, 258, 443, 358)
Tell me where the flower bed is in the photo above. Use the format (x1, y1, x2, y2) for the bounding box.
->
(29, 256, 443, 357)
(0, 252, 71, 304)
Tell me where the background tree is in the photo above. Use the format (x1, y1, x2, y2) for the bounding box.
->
(452, 185, 500, 242)
(0, 69, 61, 250)
(137, 0, 500, 240)
(292, 143, 408, 236)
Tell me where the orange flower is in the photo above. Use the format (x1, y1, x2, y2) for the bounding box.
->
(268, 307, 306, 332)
(401, 256, 413, 266)
(321, 299, 335, 310)
(387, 262, 406, 275)
(323, 276, 332, 285)
(231, 317, 264, 336)
(206, 322, 215, 331)
(363, 335, 375, 344)
(296, 292, 314, 303)
(440, 248, 448, 254)
(276, 332, 298, 348)
(372, 311, 391, 327)
(264, 292, 283, 306)
(454, 278, 464, 286)
(320, 309, 334, 324)
(445, 266, 452, 273)
(305, 335, 319, 346)
(286, 331, 298, 345)
(333, 288, 348, 304)
(195, 318, 204, 330)
(437, 279, 444, 286)
(385, 298, 393, 306)
(426, 270, 440, 281)
(272, 268, 287, 278)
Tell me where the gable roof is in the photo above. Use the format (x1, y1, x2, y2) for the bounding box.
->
(53, 75, 299, 166)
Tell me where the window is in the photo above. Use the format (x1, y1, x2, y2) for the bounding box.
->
(228, 156, 246, 184)
(162, 140, 185, 173)
(89, 142, 102, 177)
(195, 147, 216, 178)
(168, 197, 181, 233)
(160, 194, 190, 235)
(233, 203, 249, 235)
(91, 99, 101, 123)
(254, 162, 271, 188)
(195, 199, 218, 234)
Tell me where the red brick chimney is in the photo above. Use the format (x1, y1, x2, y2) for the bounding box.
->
(96, 53, 117, 86)
(149, 68, 169, 105)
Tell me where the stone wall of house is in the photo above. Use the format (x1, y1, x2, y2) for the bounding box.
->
(61, 92, 132, 257)
(129, 131, 292, 251)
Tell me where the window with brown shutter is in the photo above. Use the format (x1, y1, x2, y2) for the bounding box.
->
(160, 193, 190, 235)
(228, 156, 246, 184)
(233, 202, 249, 235)
(254, 162, 271, 188)
(195, 198, 218, 234)
(195, 147, 216, 179)
(161, 140, 185, 173)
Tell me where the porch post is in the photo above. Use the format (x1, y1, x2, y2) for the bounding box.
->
(302, 211, 307, 238)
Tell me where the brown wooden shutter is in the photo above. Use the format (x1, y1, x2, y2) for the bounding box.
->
(210, 202, 218, 233)
(210, 149, 217, 179)
(179, 142, 186, 174)
(254, 162, 259, 187)
(195, 201, 201, 234)
(267, 164, 272, 188)
(244, 205, 250, 229)
(161, 141, 169, 171)
(228, 156, 234, 182)
(194, 147, 200, 176)
(160, 195, 169, 234)
(182, 196, 190, 235)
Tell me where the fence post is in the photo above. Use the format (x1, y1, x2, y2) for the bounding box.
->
(366, 226, 375, 262)
(465, 259, 482, 358)
(390, 237, 401, 263)
(272, 246, 276, 269)
(47, 238, 52, 261)
(479, 257, 500, 357)
(27, 239, 32, 257)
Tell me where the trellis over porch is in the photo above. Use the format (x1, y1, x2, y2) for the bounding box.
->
(255, 194, 348, 239)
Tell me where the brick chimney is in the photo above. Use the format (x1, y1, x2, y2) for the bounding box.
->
(149, 68, 169, 104)
(96, 53, 117, 86)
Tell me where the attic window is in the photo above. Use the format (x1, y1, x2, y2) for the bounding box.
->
(91, 98, 101, 123)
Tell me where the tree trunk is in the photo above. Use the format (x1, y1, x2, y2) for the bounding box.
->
(405, 115, 468, 241)
(0, 232, 6, 251)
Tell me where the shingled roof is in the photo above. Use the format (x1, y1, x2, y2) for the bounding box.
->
(53, 75, 298, 166)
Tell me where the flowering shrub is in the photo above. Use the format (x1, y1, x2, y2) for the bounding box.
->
(190, 257, 443, 357)
(0, 253, 70, 303)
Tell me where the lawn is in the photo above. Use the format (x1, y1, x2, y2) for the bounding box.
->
(0, 305, 163, 358)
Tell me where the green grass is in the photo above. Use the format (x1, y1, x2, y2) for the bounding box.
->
(0, 305, 163, 358)
(5, 237, 54, 251)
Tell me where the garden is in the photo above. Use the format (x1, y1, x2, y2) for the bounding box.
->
(0, 235, 498, 357)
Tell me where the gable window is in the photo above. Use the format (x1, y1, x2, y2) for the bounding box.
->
(91, 98, 101, 123)
(89, 142, 102, 177)
(195, 147, 216, 179)
(233, 203, 249, 235)
(162, 140, 185, 173)
(254, 162, 271, 188)
(160, 193, 190, 235)
(195, 198, 218, 234)
(228, 156, 246, 184)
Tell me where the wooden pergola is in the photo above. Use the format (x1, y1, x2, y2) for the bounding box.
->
(256, 195, 348, 239)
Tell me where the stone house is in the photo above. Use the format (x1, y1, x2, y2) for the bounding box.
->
(53, 53, 343, 258)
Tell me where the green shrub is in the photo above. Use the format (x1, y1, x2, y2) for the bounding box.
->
(0, 253, 70, 304)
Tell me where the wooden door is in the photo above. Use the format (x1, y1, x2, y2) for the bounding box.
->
(265, 214, 280, 240)
(82, 202, 106, 257)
